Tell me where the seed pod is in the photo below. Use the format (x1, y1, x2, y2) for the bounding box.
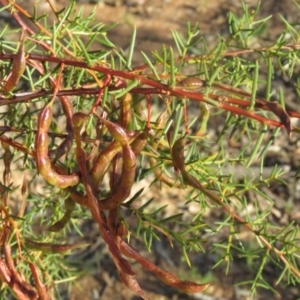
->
(2, 33, 26, 93)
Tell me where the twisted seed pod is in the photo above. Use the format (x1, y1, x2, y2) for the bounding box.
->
(120, 240, 210, 293)
(48, 197, 75, 232)
(72, 113, 135, 276)
(171, 136, 221, 205)
(89, 131, 138, 190)
(35, 101, 79, 188)
(96, 118, 136, 210)
(2, 33, 26, 93)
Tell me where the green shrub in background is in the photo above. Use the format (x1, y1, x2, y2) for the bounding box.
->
(0, 0, 299, 299)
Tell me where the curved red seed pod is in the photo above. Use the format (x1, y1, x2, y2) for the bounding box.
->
(25, 239, 89, 254)
(119, 271, 148, 300)
(99, 218, 135, 276)
(94, 117, 136, 210)
(147, 127, 182, 188)
(35, 100, 80, 188)
(90, 140, 123, 189)
(2, 32, 26, 93)
(69, 190, 89, 207)
(26, 55, 75, 161)
(72, 113, 135, 276)
(119, 240, 210, 293)
(77, 132, 141, 208)
(48, 197, 75, 232)
(98, 145, 136, 210)
(90, 131, 139, 190)
(4, 244, 38, 299)
(0, 258, 11, 283)
(171, 136, 224, 206)
(98, 117, 129, 146)
(48, 95, 74, 161)
(171, 136, 186, 171)
(148, 157, 182, 188)
(131, 130, 147, 156)
(29, 263, 50, 300)
(0, 135, 34, 156)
